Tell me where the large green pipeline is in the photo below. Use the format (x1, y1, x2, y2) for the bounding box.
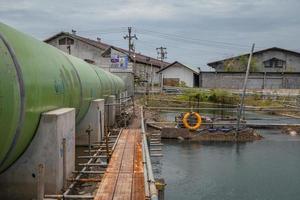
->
(0, 22, 125, 173)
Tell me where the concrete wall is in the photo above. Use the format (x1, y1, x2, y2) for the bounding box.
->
(159, 65, 196, 87)
(0, 108, 75, 200)
(47, 37, 105, 67)
(134, 62, 161, 84)
(211, 49, 300, 73)
(200, 72, 300, 89)
(76, 99, 105, 145)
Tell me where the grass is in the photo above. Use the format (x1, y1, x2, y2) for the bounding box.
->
(143, 88, 287, 108)
(176, 88, 239, 105)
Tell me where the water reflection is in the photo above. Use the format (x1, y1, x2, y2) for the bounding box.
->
(153, 131, 300, 200)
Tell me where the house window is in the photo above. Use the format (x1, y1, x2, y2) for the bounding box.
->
(58, 37, 74, 45)
(275, 60, 284, 68)
(264, 60, 272, 68)
(263, 58, 285, 68)
(58, 38, 66, 45)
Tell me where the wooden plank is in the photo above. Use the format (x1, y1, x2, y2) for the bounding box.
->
(113, 173, 133, 200)
(94, 173, 118, 200)
(132, 173, 145, 200)
(132, 130, 145, 200)
(94, 129, 146, 200)
(120, 129, 136, 173)
(107, 130, 128, 173)
(134, 131, 143, 174)
(95, 130, 128, 200)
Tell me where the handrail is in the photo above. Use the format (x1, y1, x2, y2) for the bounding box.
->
(141, 106, 158, 200)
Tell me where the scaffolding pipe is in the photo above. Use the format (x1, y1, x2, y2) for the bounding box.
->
(62, 130, 121, 196)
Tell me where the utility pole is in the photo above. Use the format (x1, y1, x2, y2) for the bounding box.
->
(123, 27, 138, 57)
(156, 47, 167, 92)
(236, 43, 255, 138)
(156, 46, 167, 61)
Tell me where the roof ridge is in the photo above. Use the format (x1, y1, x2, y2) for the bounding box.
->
(44, 31, 170, 68)
(208, 47, 300, 66)
(157, 60, 198, 74)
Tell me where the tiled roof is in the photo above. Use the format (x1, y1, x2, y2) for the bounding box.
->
(44, 32, 169, 68)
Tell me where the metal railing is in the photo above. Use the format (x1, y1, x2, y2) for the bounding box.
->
(141, 106, 158, 200)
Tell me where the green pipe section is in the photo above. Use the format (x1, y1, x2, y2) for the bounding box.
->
(0, 22, 125, 173)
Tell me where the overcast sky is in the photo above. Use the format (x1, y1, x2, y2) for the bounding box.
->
(1, 0, 300, 70)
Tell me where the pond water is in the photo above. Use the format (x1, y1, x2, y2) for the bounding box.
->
(152, 112, 300, 200)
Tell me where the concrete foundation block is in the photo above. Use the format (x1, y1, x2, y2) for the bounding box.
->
(105, 95, 116, 127)
(0, 108, 76, 200)
(115, 93, 121, 117)
(76, 99, 105, 145)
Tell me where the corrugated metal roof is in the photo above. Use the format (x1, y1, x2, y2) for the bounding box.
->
(207, 47, 300, 67)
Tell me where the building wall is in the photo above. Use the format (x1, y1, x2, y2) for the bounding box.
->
(46, 36, 164, 94)
(160, 66, 195, 87)
(254, 50, 300, 72)
(47, 36, 105, 67)
(152, 67, 161, 84)
(134, 63, 160, 84)
(200, 72, 300, 89)
(211, 50, 300, 73)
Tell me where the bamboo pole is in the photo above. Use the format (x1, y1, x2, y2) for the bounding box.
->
(237, 43, 255, 136)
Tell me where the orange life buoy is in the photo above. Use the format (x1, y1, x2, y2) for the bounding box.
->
(182, 112, 202, 131)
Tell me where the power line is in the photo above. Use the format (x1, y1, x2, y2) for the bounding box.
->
(79, 27, 127, 33)
(136, 28, 250, 47)
(75, 27, 257, 50)
(135, 28, 260, 50)
(137, 39, 229, 55)
(62, 27, 264, 51)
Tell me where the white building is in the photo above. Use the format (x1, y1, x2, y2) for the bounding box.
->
(157, 61, 200, 87)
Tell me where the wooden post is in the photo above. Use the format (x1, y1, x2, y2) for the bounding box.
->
(155, 178, 166, 200)
(37, 163, 45, 200)
(160, 74, 164, 93)
(105, 128, 110, 163)
(86, 125, 92, 156)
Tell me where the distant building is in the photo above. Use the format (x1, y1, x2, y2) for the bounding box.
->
(207, 47, 300, 73)
(44, 32, 169, 95)
(157, 61, 199, 87)
(201, 47, 300, 89)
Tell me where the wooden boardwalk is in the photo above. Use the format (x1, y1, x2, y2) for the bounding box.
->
(94, 129, 145, 200)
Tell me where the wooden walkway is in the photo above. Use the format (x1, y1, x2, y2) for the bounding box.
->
(94, 129, 145, 200)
